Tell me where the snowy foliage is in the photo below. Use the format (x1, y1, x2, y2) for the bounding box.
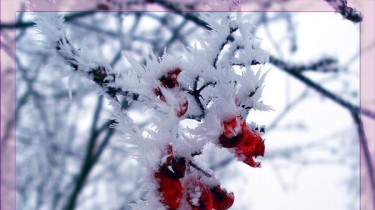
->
(35, 12, 270, 210)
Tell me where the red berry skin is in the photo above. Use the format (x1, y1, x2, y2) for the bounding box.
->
(155, 171, 183, 210)
(160, 145, 187, 179)
(219, 117, 265, 168)
(219, 117, 246, 148)
(236, 129, 265, 168)
(176, 99, 188, 117)
(153, 88, 166, 102)
(219, 132, 243, 148)
(210, 186, 235, 210)
(187, 182, 213, 210)
(159, 68, 182, 88)
(160, 157, 186, 179)
(153, 68, 182, 101)
(153, 68, 188, 117)
(221, 117, 244, 138)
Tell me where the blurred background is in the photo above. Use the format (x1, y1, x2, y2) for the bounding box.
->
(1, 1, 372, 209)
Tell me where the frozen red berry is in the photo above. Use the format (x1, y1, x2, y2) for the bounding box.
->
(219, 116, 265, 168)
(236, 129, 265, 168)
(153, 68, 188, 117)
(176, 99, 188, 117)
(186, 182, 213, 210)
(154, 171, 183, 210)
(159, 145, 187, 179)
(154, 88, 166, 102)
(219, 117, 246, 148)
(210, 186, 234, 210)
(154, 145, 186, 209)
(159, 68, 182, 88)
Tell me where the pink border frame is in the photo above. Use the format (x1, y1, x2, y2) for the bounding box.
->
(1, 1, 374, 210)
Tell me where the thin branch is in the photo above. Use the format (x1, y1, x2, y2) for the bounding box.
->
(186, 77, 217, 120)
(269, 56, 375, 119)
(147, 0, 211, 30)
(193, 77, 204, 110)
(274, 57, 338, 73)
(213, 27, 238, 68)
(157, 7, 373, 118)
(51, 30, 129, 102)
(189, 162, 212, 178)
(0, 11, 97, 30)
(351, 111, 375, 202)
(63, 97, 104, 210)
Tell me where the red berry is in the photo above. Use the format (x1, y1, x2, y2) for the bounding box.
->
(153, 68, 188, 117)
(154, 145, 187, 209)
(176, 99, 188, 117)
(153, 88, 166, 102)
(159, 68, 182, 88)
(170, 157, 187, 179)
(210, 186, 234, 210)
(219, 117, 265, 168)
(153, 68, 182, 100)
(159, 145, 187, 179)
(186, 178, 213, 210)
(235, 129, 264, 168)
(154, 171, 183, 210)
(219, 117, 246, 148)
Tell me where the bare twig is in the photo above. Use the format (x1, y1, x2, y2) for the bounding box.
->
(269, 56, 375, 119)
(351, 111, 375, 204)
(63, 96, 104, 210)
(0, 11, 97, 30)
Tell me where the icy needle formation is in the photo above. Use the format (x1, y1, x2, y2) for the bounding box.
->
(35, 13, 271, 210)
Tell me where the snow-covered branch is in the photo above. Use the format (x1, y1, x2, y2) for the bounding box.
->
(35, 12, 271, 210)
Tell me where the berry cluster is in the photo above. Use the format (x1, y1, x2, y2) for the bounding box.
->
(152, 69, 265, 209)
(155, 145, 235, 210)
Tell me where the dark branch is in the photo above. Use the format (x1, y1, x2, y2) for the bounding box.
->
(63, 97, 104, 210)
(146, 0, 211, 30)
(351, 111, 375, 193)
(271, 57, 338, 73)
(190, 76, 205, 115)
(186, 77, 217, 120)
(189, 162, 212, 178)
(213, 27, 238, 69)
(269, 55, 375, 119)
(54, 36, 128, 101)
(0, 11, 97, 30)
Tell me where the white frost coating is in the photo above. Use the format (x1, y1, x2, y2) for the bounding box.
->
(34, 12, 270, 209)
